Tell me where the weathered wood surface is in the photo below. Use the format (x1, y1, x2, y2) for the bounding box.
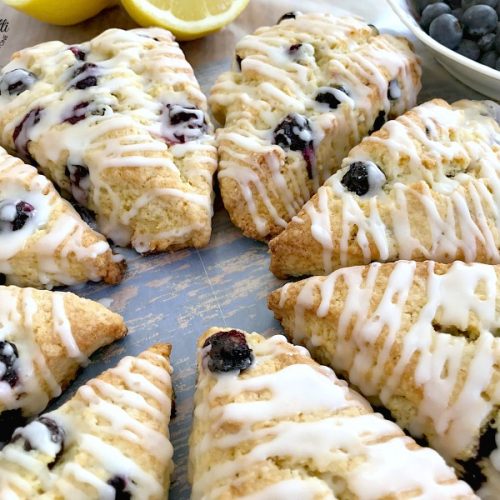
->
(0, 0, 483, 497)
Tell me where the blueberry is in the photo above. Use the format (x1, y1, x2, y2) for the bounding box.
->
(273, 113, 313, 152)
(370, 110, 387, 133)
(456, 38, 481, 59)
(13, 107, 43, 162)
(495, 26, 500, 51)
(0, 340, 19, 387)
(447, 0, 462, 7)
(68, 46, 86, 61)
(368, 24, 380, 35)
(161, 104, 206, 145)
(12, 417, 65, 467)
(107, 475, 131, 500)
(12, 201, 35, 231)
(235, 54, 243, 70)
(65, 163, 90, 205)
(480, 49, 497, 66)
(415, 0, 441, 13)
(70, 63, 98, 90)
(289, 43, 302, 54)
(0, 69, 37, 97)
(315, 86, 349, 109)
(203, 330, 253, 373)
(341, 161, 386, 196)
(429, 13, 463, 48)
(64, 101, 91, 125)
(462, 5, 498, 37)
(420, 2, 451, 30)
(478, 32, 496, 50)
(63, 101, 107, 125)
(451, 7, 465, 20)
(462, 0, 497, 8)
(278, 11, 297, 23)
(387, 79, 401, 100)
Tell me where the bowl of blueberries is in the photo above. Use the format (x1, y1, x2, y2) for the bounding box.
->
(387, 0, 500, 99)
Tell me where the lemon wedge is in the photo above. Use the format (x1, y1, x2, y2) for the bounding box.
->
(120, 0, 250, 41)
(2, 0, 119, 25)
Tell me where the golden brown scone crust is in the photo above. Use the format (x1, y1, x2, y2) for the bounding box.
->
(0, 344, 173, 500)
(210, 13, 421, 241)
(270, 99, 500, 278)
(0, 285, 127, 418)
(189, 327, 475, 499)
(0, 146, 125, 288)
(0, 28, 217, 253)
(269, 261, 500, 491)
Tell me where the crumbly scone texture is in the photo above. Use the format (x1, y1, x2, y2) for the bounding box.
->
(0, 146, 125, 288)
(268, 261, 500, 493)
(269, 99, 500, 278)
(188, 326, 475, 499)
(0, 344, 173, 500)
(0, 27, 217, 253)
(210, 12, 421, 241)
(0, 285, 127, 419)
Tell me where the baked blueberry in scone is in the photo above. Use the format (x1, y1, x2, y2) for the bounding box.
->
(270, 99, 500, 278)
(0, 286, 126, 429)
(0, 28, 217, 253)
(210, 12, 421, 241)
(0, 344, 173, 500)
(0, 146, 124, 288)
(188, 327, 475, 498)
(269, 261, 500, 495)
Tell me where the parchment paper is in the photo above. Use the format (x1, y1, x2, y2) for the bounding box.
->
(0, 0, 485, 498)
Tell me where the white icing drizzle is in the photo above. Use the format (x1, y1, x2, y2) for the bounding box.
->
(294, 99, 500, 272)
(191, 333, 474, 499)
(0, 146, 116, 288)
(212, 12, 420, 238)
(276, 260, 500, 467)
(0, 348, 174, 499)
(0, 28, 216, 252)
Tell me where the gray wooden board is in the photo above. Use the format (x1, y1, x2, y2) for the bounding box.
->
(0, 0, 486, 497)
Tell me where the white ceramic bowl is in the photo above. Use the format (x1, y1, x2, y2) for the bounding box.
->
(386, 0, 500, 100)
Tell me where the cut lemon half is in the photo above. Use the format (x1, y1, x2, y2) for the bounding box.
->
(2, 0, 118, 25)
(120, 0, 251, 40)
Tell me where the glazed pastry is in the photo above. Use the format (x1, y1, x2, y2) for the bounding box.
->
(0, 285, 127, 426)
(268, 260, 500, 494)
(0, 344, 174, 499)
(210, 12, 421, 241)
(0, 28, 217, 253)
(269, 99, 500, 278)
(0, 146, 125, 288)
(189, 327, 475, 498)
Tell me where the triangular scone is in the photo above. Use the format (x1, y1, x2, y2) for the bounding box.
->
(0, 344, 173, 499)
(0, 147, 125, 288)
(189, 327, 474, 498)
(210, 12, 421, 241)
(0, 28, 217, 253)
(270, 99, 500, 278)
(0, 285, 127, 424)
(269, 261, 500, 494)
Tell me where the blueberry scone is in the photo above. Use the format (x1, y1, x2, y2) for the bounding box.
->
(0, 146, 125, 288)
(270, 99, 500, 278)
(0, 28, 217, 253)
(0, 343, 174, 499)
(269, 261, 500, 495)
(0, 285, 126, 438)
(210, 11, 421, 241)
(188, 327, 475, 498)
